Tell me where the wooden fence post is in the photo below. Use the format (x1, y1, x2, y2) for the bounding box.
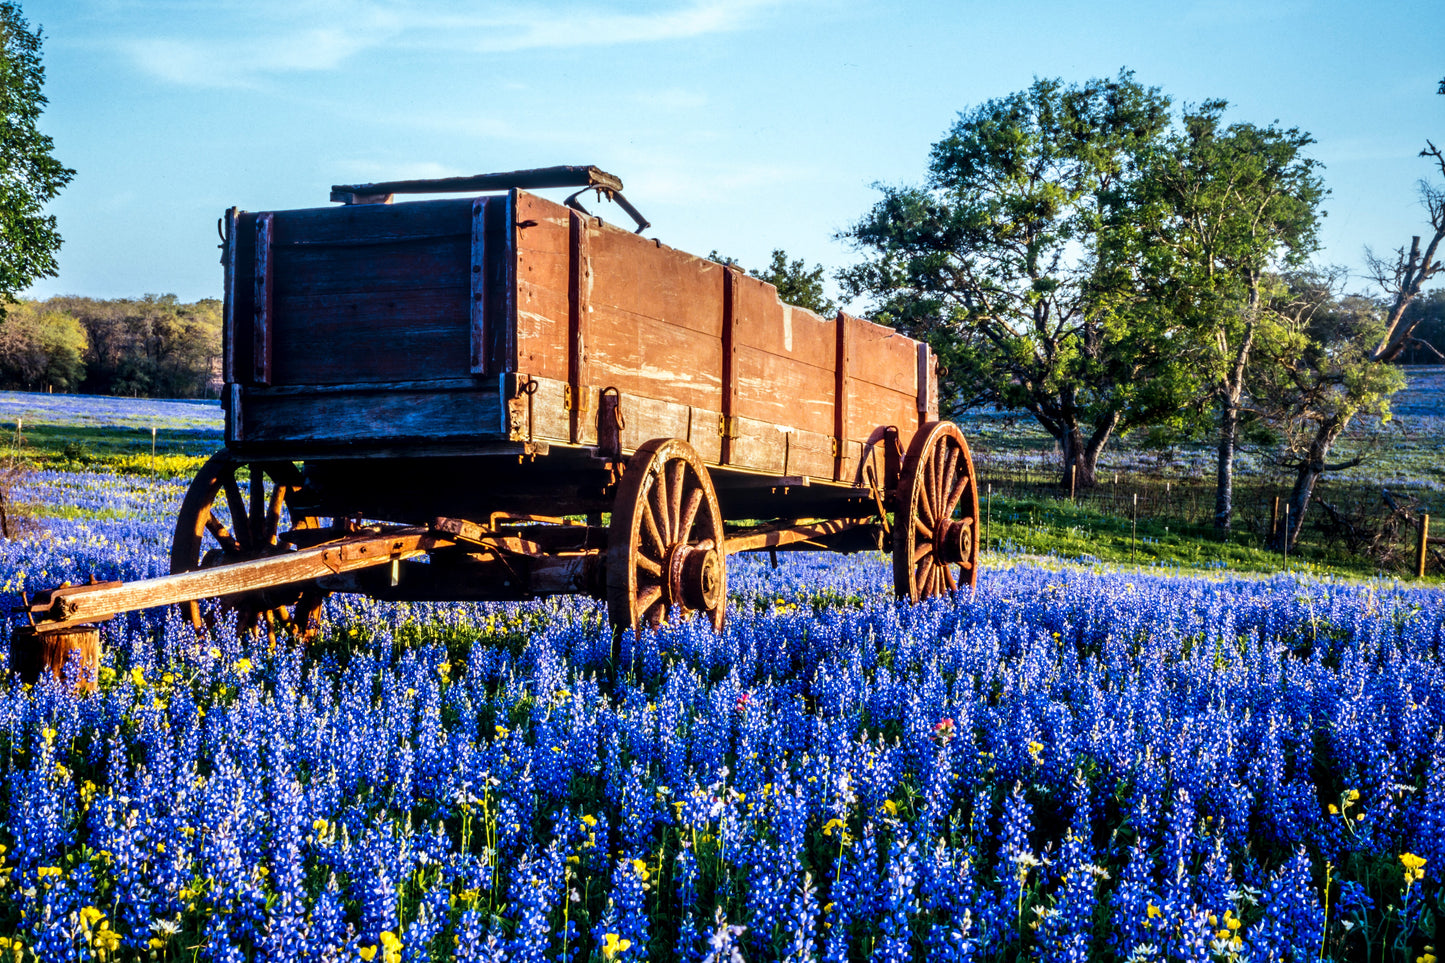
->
(1270, 496, 1279, 545)
(1420, 514, 1431, 579)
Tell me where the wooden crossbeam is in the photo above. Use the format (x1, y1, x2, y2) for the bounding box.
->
(24, 527, 452, 632)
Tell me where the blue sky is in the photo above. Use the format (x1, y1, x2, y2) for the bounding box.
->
(20, 0, 1445, 305)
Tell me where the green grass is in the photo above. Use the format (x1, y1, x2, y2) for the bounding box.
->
(980, 492, 1439, 583)
(1, 423, 215, 477)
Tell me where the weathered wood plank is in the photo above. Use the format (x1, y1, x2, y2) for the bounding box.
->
(222, 207, 239, 384)
(834, 310, 851, 481)
(846, 377, 920, 447)
(30, 528, 452, 629)
(239, 385, 506, 446)
(734, 345, 834, 439)
(253, 213, 274, 385)
(732, 274, 834, 370)
(514, 193, 572, 382)
(470, 197, 488, 374)
(847, 315, 920, 393)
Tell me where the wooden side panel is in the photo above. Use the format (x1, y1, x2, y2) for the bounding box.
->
(848, 316, 920, 393)
(228, 212, 259, 385)
(469, 198, 487, 375)
(583, 220, 725, 411)
(221, 208, 239, 385)
(513, 192, 571, 382)
(846, 377, 919, 444)
(731, 273, 835, 441)
(239, 382, 505, 447)
(266, 198, 474, 386)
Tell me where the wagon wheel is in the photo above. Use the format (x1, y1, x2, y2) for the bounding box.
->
(607, 438, 727, 636)
(170, 452, 327, 639)
(893, 421, 980, 602)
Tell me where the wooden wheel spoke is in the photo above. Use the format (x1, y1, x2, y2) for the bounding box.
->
(264, 485, 288, 546)
(942, 565, 957, 592)
(667, 461, 686, 542)
(913, 515, 933, 540)
(679, 486, 704, 544)
(917, 458, 937, 523)
(943, 464, 970, 520)
(656, 474, 676, 543)
(249, 471, 267, 547)
(204, 515, 243, 555)
(911, 541, 933, 566)
(938, 446, 957, 515)
(637, 554, 663, 578)
(223, 477, 250, 550)
(636, 583, 663, 617)
(936, 445, 947, 514)
(642, 496, 667, 558)
(917, 555, 935, 595)
(645, 599, 667, 627)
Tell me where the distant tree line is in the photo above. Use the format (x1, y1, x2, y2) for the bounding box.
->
(0, 295, 222, 397)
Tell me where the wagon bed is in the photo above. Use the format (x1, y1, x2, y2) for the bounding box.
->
(224, 176, 935, 484)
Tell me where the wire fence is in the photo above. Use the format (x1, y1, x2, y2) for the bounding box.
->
(973, 460, 1439, 576)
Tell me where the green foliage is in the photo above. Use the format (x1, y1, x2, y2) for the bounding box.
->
(840, 70, 1195, 484)
(752, 249, 836, 316)
(0, 295, 222, 396)
(708, 248, 838, 315)
(0, 2, 73, 310)
(0, 300, 86, 389)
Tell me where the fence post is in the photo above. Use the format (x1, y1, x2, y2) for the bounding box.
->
(1420, 514, 1431, 579)
(1131, 492, 1138, 564)
(986, 482, 992, 556)
(1069, 465, 1076, 502)
(1270, 496, 1279, 545)
(1282, 503, 1290, 564)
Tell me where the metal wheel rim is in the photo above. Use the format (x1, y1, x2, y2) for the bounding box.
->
(893, 421, 980, 602)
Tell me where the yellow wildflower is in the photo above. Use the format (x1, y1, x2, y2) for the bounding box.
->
(601, 933, 632, 960)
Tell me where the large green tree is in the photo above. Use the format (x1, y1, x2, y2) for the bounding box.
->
(841, 71, 1194, 489)
(1126, 103, 1325, 532)
(0, 2, 72, 312)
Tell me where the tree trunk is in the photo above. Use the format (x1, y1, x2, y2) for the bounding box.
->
(1058, 413, 1116, 491)
(1273, 416, 1349, 551)
(1214, 399, 1238, 533)
(1213, 289, 1259, 534)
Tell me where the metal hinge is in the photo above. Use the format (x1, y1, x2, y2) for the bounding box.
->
(831, 437, 840, 458)
(718, 414, 739, 439)
(563, 384, 591, 412)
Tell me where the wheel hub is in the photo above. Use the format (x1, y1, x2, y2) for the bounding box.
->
(666, 542, 722, 612)
(934, 519, 973, 565)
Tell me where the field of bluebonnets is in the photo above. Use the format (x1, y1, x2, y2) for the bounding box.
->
(1, 396, 1444, 961)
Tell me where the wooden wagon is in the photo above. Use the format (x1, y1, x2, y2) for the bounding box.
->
(18, 167, 980, 663)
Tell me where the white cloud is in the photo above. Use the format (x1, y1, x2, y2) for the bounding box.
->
(105, 0, 782, 87)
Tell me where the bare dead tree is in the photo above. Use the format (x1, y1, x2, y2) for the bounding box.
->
(1365, 141, 1445, 362)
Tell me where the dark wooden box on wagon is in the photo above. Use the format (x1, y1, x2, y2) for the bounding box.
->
(223, 189, 935, 490)
(18, 168, 980, 662)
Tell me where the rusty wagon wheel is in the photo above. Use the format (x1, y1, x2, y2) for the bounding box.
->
(893, 421, 980, 602)
(607, 438, 727, 637)
(170, 452, 327, 639)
